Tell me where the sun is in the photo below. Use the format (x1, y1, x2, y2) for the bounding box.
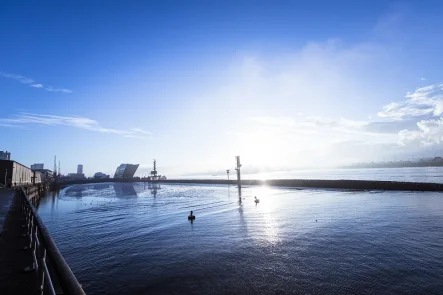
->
(238, 131, 283, 167)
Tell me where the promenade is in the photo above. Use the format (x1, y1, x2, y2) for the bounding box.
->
(0, 189, 40, 294)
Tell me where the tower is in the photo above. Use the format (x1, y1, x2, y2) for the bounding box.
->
(151, 159, 158, 179)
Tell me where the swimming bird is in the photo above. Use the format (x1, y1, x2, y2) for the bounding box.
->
(254, 196, 260, 203)
(188, 210, 195, 221)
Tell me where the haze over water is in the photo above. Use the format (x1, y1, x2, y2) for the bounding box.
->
(37, 168, 443, 294)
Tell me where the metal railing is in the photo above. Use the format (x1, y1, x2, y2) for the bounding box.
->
(20, 187, 85, 295)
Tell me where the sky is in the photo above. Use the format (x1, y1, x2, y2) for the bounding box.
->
(2, 0, 443, 177)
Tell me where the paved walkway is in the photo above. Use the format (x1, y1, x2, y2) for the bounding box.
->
(0, 189, 14, 230)
(0, 189, 40, 294)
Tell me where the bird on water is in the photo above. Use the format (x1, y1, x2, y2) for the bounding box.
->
(188, 210, 195, 220)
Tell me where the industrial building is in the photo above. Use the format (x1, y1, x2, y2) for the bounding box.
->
(94, 172, 110, 179)
(0, 151, 11, 160)
(31, 163, 44, 170)
(114, 164, 139, 178)
(0, 160, 43, 187)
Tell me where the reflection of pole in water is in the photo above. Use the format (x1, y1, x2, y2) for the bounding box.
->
(235, 156, 242, 197)
(237, 202, 248, 235)
(149, 183, 160, 198)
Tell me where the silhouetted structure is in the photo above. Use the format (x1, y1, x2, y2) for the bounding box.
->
(94, 172, 110, 179)
(151, 159, 158, 179)
(114, 164, 139, 178)
(0, 151, 11, 160)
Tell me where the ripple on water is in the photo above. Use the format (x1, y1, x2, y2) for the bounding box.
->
(37, 183, 443, 294)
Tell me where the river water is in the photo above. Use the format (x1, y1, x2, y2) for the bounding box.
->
(37, 169, 443, 294)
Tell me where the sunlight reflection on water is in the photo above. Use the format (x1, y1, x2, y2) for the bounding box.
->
(37, 182, 443, 294)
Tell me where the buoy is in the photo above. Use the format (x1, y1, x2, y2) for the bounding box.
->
(254, 196, 260, 203)
(188, 210, 195, 221)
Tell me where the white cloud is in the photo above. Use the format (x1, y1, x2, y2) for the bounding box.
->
(129, 128, 152, 135)
(247, 115, 374, 135)
(399, 117, 443, 146)
(45, 86, 73, 93)
(420, 77, 427, 81)
(0, 72, 34, 84)
(1, 71, 72, 93)
(378, 83, 443, 120)
(0, 113, 152, 138)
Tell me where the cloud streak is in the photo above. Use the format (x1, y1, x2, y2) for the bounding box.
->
(0, 113, 152, 138)
(246, 115, 382, 135)
(0, 71, 72, 93)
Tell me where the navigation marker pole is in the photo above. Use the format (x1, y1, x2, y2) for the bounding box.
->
(235, 156, 242, 197)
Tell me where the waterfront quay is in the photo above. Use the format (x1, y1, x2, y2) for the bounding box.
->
(0, 186, 85, 295)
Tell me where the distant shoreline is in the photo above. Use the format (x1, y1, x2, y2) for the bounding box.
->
(342, 163, 443, 169)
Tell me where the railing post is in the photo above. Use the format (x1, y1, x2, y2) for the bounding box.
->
(40, 249, 46, 293)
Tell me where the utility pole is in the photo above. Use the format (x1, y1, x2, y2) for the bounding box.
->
(235, 156, 242, 196)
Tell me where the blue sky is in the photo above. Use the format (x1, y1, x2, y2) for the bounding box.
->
(2, 0, 443, 177)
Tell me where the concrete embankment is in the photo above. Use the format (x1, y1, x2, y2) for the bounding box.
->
(159, 179, 443, 192)
(59, 178, 443, 192)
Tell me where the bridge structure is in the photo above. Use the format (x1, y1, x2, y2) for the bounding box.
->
(0, 183, 85, 295)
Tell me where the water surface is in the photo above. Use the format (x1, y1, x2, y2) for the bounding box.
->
(38, 182, 443, 294)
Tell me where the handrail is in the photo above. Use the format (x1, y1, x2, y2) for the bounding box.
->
(20, 187, 86, 295)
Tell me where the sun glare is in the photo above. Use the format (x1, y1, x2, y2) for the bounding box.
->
(240, 131, 283, 167)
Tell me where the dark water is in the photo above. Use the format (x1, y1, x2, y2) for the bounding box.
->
(37, 182, 443, 294)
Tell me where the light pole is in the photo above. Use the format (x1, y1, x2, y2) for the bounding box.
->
(4, 168, 7, 188)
